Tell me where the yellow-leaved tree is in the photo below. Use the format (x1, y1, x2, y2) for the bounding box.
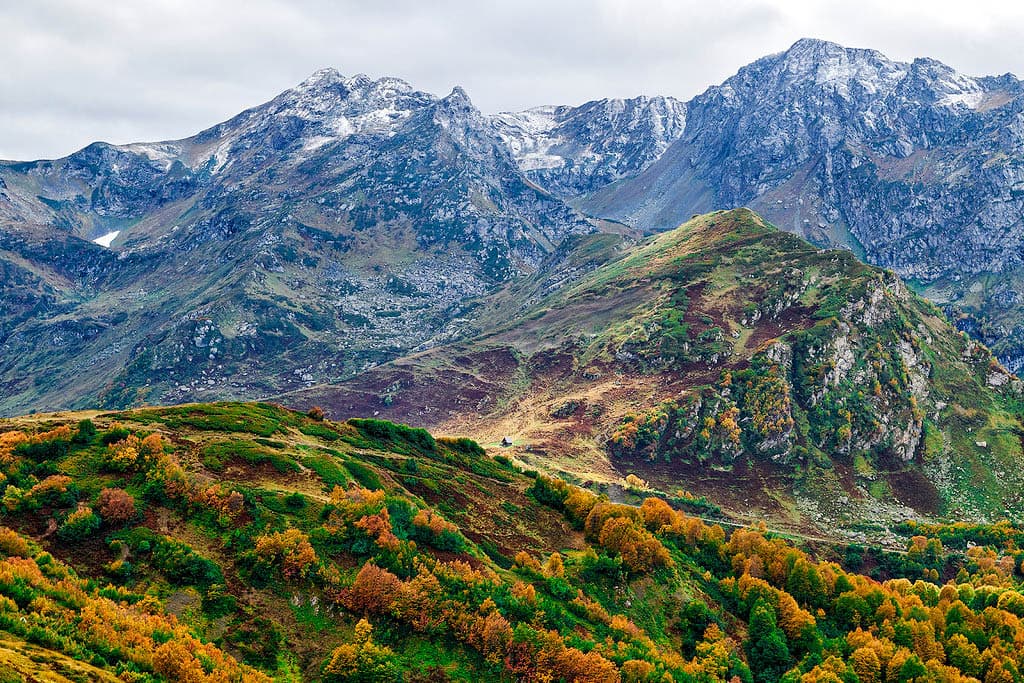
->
(323, 619, 397, 682)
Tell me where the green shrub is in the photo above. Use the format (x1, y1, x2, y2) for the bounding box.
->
(201, 440, 298, 474)
(124, 402, 290, 437)
(73, 419, 97, 444)
(284, 492, 307, 511)
(121, 528, 222, 588)
(494, 455, 514, 469)
(202, 584, 238, 617)
(438, 436, 485, 457)
(101, 426, 131, 446)
(300, 422, 341, 441)
(528, 476, 569, 510)
(302, 454, 349, 488)
(14, 439, 70, 462)
(57, 507, 101, 541)
(152, 538, 223, 588)
(344, 460, 382, 490)
(348, 418, 436, 455)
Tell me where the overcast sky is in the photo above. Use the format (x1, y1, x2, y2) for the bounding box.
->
(2, 0, 1022, 161)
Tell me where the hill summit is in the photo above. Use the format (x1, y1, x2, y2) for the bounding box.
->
(290, 209, 1024, 530)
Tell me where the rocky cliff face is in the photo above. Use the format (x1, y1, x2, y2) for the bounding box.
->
(0, 70, 594, 415)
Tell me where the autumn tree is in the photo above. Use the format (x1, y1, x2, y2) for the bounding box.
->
(105, 433, 164, 472)
(354, 507, 400, 551)
(621, 659, 656, 683)
(513, 551, 543, 574)
(543, 552, 565, 578)
(153, 640, 209, 681)
(849, 646, 881, 683)
(597, 516, 672, 573)
(344, 563, 402, 615)
(640, 497, 676, 532)
(563, 488, 599, 527)
(97, 488, 136, 524)
(468, 608, 513, 664)
(0, 527, 29, 558)
(253, 528, 317, 581)
(323, 619, 398, 682)
(411, 509, 463, 551)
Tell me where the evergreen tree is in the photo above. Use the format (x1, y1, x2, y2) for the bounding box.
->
(745, 598, 792, 683)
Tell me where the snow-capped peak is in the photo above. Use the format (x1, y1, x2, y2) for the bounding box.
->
(194, 70, 436, 164)
(297, 67, 345, 90)
(490, 95, 687, 195)
(766, 38, 908, 97)
(703, 36, 1003, 118)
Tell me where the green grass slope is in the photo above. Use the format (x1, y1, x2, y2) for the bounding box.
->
(6, 402, 1024, 681)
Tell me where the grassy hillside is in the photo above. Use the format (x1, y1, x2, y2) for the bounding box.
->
(287, 209, 1024, 532)
(5, 402, 1024, 681)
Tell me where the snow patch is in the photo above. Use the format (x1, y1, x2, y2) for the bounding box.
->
(210, 141, 232, 174)
(519, 151, 566, 171)
(939, 90, 985, 109)
(302, 135, 336, 152)
(353, 107, 412, 135)
(492, 108, 564, 165)
(92, 230, 120, 248)
(494, 107, 560, 137)
(331, 116, 355, 137)
(121, 143, 181, 170)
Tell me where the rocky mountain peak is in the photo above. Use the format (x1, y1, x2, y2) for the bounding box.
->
(722, 38, 907, 103)
(295, 66, 345, 89)
(436, 85, 479, 122)
(903, 57, 987, 107)
(267, 69, 425, 125)
(575, 40, 1024, 370)
(490, 93, 687, 197)
(443, 85, 472, 104)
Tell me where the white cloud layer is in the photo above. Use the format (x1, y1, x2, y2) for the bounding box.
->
(1, 0, 1022, 160)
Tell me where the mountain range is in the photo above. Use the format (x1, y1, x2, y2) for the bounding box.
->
(2, 37, 1023, 410)
(578, 39, 1024, 369)
(0, 69, 595, 415)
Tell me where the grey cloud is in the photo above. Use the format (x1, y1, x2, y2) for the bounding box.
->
(1, 0, 1021, 160)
